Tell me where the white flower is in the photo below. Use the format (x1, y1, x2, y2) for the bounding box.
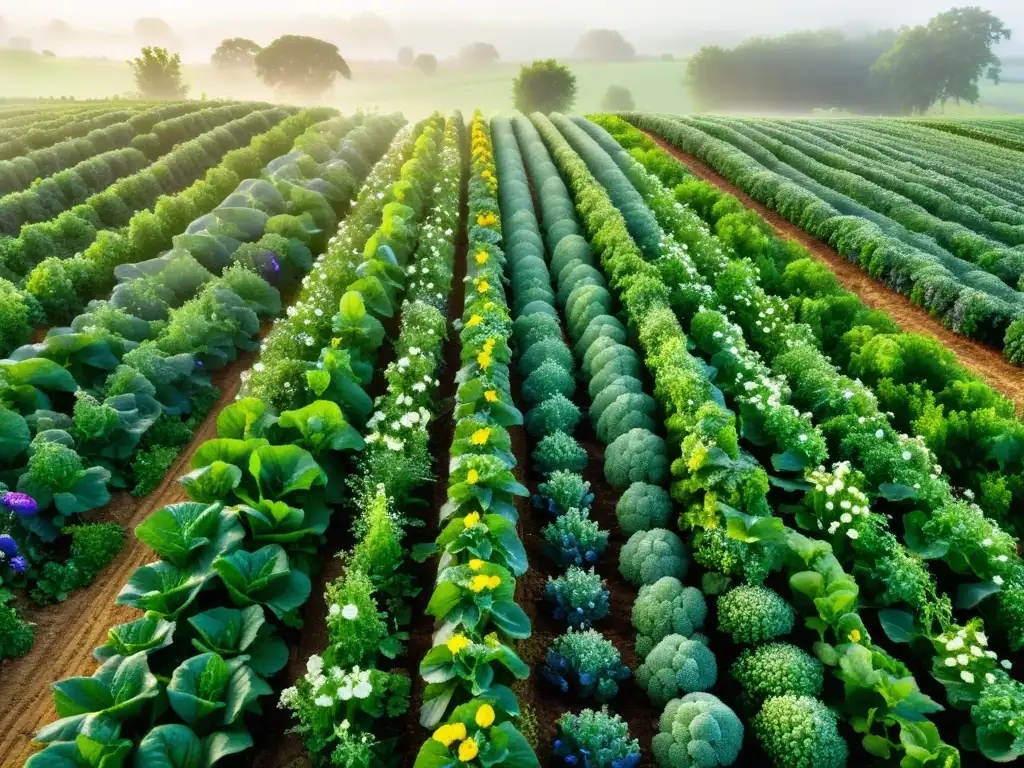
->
(961, 671, 975, 684)
(840, 513, 852, 524)
(901, 451, 912, 461)
(306, 655, 324, 678)
(982, 538, 993, 547)
(1002, 659, 1013, 670)
(986, 673, 997, 684)
(413, 382, 427, 392)
(976, 632, 988, 647)
(278, 686, 299, 707)
(329, 604, 341, 617)
(998, 555, 1009, 562)
(958, 654, 969, 665)
(944, 656, 957, 667)
(342, 604, 359, 620)
(253, 362, 265, 373)
(946, 637, 964, 651)
(994, 575, 1004, 585)
(971, 646, 983, 658)
(798, 434, 807, 442)
(315, 694, 333, 707)
(875, 429, 884, 439)
(846, 529, 859, 540)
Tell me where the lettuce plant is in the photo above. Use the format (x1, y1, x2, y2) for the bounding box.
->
(132, 723, 252, 768)
(94, 614, 176, 661)
(166, 652, 271, 733)
(213, 544, 312, 625)
(415, 699, 539, 768)
(426, 561, 530, 639)
(416, 513, 527, 578)
(188, 605, 288, 678)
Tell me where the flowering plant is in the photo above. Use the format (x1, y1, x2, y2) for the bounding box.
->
(426, 562, 530, 639)
(930, 619, 1012, 709)
(454, 377, 522, 429)
(541, 629, 630, 703)
(545, 566, 610, 629)
(442, 454, 528, 524)
(553, 707, 641, 768)
(418, 631, 529, 727)
(450, 420, 515, 467)
(416, 508, 528, 577)
(414, 699, 539, 768)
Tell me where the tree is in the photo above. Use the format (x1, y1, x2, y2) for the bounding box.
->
(133, 17, 174, 46)
(414, 52, 437, 76)
(255, 35, 351, 97)
(128, 47, 188, 99)
(212, 37, 262, 71)
(397, 46, 414, 66)
(601, 84, 635, 111)
(873, 7, 1011, 114)
(459, 42, 499, 67)
(575, 29, 635, 60)
(513, 59, 578, 114)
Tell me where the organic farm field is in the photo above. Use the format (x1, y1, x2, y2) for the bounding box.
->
(2, 101, 1024, 768)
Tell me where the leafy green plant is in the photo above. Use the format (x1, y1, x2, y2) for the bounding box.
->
(426, 562, 530, 640)
(415, 699, 539, 768)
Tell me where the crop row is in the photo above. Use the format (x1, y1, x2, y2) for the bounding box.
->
(629, 114, 1024, 364)
(911, 119, 1024, 153)
(0, 112, 401, 662)
(576, 114, 1024, 761)
(17, 113, 431, 767)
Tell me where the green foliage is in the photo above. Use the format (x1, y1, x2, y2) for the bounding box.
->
(616, 481, 672, 536)
(31, 523, 126, 604)
(533, 430, 588, 475)
(652, 693, 743, 768)
(604, 428, 667, 489)
(545, 566, 609, 629)
(414, 53, 438, 76)
(513, 60, 578, 114)
(730, 643, 824, 712)
(0, 591, 34, 661)
(544, 628, 630, 702)
(619, 529, 688, 587)
(632, 577, 707, 659)
(717, 585, 794, 645)
(521, 358, 576, 405)
(526, 393, 582, 437)
(600, 85, 636, 111)
(752, 696, 848, 768)
(128, 47, 189, 99)
(130, 445, 180, 497)
(637, 634, 717, 705)
(212, 37, 262, 70)
(554, 707, 640, 768)
(542, 506, 609, 567)
(255, 35, 352, 96)
(537, 471, 592, 516)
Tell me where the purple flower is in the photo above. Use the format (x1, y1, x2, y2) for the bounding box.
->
(9, 556, 26, 573)
(0, 534, 17, 557)
(3, 492, 38, 516)
(267, 253, 281, 273)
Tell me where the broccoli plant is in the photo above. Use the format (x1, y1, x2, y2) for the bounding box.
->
(730, 643, 823, 712)
(534, 430, 588, 475)
(542, 507, 609, 568)
(534, 470, 593, 517)
(542, 628, 630, 703)
(637, 635, 718, 706)
(717, 585, 794, 645)
(604, 428, 668, 489)
(632, 577, 707, 659)
(752, 695, 848, 768)
(545, 566, 610, 629)
(554, 707, 640, 768)
(619, 528, 688, 587)
(652, 693, 743, 768)
(526, 393, 582, 438)
(616, 481, 672, 535)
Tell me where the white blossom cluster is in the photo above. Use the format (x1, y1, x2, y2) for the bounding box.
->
(808, 462, 871, 539)
(937, 624, 1011, 686)
(278, 655, 375, 710)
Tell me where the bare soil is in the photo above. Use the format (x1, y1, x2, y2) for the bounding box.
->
(642, 131, 1024, 415)
(0, 348, 261, 768)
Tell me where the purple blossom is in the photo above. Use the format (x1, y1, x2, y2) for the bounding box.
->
(9, 556, 26, 573)
(0, 535, 17, 557)
(3, 492, 38, 516)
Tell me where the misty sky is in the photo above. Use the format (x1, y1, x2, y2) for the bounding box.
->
(11, 0, 1024, 33)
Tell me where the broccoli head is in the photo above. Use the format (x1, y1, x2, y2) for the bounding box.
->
(526, 393, 582, 437)
(522, 358, 576, 406)
(637, 635, 717, 706)
(731, 643, 823, 712)
(717, 585, 794, 645)
(652, 692, 743, 768)
(604, 428, 668, 490)
(632, 576, 707, 659)
(617, 481, 673, 536)
(620, 528, 688, 587)
(753, 695, 848, 768)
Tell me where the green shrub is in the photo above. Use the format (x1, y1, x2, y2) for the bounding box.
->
(637, 634, 717, 705)
(717, 585, 794, 645)
(604, 428, 668, 489)
(534, 430, 589, 475)
(632, 576, 707, 659)
(731, 643, 824, 712)
(31, 522, 126, 604)
(526, 393, 582, 437)
(753, 695, 848, 768)
(620, 528, 688, 586)
(652, 693, 743, 768)
(616, 482, 672, 535)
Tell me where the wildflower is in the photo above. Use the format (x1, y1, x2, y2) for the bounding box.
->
(0, 535, 17, 557)
(467, 469, 480, 485)
(471, 428, 491, 446)
(477, 280, 490, 294)
(342, 604, 359, 620)
(329, 604, 341, 616)
(469, 559, 485, 571)
(447, 634, 472, 655)
(848, 629, 861, 643)
(475, 251, 489, 265)
(463, 511, 481, 528)
(986, 673, 996, 684)
(961, 671, 975, 684)
(846, 529, 859, 540)
(314, 694, 333, 707)
(475, 703, 496, 727)
(944, 657, 957, 667)
(458, 738, 479, 762)
(469, 574, 493, 592)
(467, 314, 483, 327)
(477, 351, 492, 370)
(946, 637, 965, 651)
(1002, 659, 1013, 670)
(2, 492, 37, 516)
(958, 654, 969, 665)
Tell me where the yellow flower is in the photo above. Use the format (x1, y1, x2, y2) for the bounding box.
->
(849, 629, 861, 643)
(466, 469, 480, 485)
(446, 634, 472, 655)
(330, 337, 341, 348)
(484, 301, 495, 309)
(463, 511, 481, 528)
(469, 574, 492, 593)
(471, 428, 491, 446)
(451, 723, 467, 741)
(475, 704, 496, 728)
(477, 280, 490, 294)
(469, 558, 485, 571)
(466, 314, 483, 327)
(475, 251, 489, 265)
(484, 390, 498, 403)
(487, 575, 501, 589)
(458, 737, 479, 762)
(433, 724, 461, 747)
(477, 351, 492, 370)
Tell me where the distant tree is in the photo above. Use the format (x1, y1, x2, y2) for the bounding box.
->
(513, 59, 578, 114)
(133, 17, 174, 46)
(128, 47, 188, 99)
(42, 50, 56, 57)
(397, 46, 414, 66)
(873, 7, 1011, 113)
(255, 35, 351, 97)
(414, 52, 438, 76)
(575, 29, 635, 60)
(459, 42, 499, 67)
(601, 84, 635, 111)
(46, 20, 72, 41)
(212, 37, 262, 71)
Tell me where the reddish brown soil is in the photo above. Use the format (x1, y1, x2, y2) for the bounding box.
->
(642, 131, 1024, 415)
(0, 348, 261, 768)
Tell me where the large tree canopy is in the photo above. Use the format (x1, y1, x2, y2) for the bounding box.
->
(873, 6, 1012, 113)
(212, 37, 262, 71)
(255, 35, 351, 97)
(512, 59, 578, 114)
(459, 42, 499, 67)
(128, 46, 188, 99)
(574, 29, 635, 60)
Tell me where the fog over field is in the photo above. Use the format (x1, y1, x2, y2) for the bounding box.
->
(3, 0, 1023, 61)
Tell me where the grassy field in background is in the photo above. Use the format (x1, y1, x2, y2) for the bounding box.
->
(2, 51, 1023, 116)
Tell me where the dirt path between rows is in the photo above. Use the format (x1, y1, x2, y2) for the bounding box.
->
(642, 131, 1024, 415)
(0, 348, 259, 768)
